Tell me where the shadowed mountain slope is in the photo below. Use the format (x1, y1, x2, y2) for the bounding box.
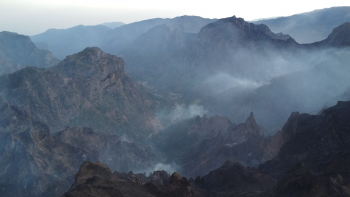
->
(0, 31, 59, 75)
(60, 100, 350, 197)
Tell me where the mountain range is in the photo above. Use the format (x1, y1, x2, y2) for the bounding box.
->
(1, 6, 350, 197)
(30, 16, 217, 59)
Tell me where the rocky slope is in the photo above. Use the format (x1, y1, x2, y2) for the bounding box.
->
(0, 31, 59, 75)
(0, 100, 157, 197)
(255, 6, 350, 43)
(0, 47, 170, 196)
(0, 47, 164, 138)
(313, 22, 350, 47)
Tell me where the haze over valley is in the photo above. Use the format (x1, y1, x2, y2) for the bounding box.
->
(1, 4, 350, 197)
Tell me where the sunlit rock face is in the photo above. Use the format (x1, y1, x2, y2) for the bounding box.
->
(0, 31, 59, 75)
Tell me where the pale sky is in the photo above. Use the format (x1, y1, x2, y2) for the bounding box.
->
(1, 0, 350, 36)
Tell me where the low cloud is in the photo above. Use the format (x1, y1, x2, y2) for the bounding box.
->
(134, 162, 180, 175)
(157, 104, 207, 126)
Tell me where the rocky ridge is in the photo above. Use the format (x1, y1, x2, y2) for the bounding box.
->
(155, 112, 269, 177)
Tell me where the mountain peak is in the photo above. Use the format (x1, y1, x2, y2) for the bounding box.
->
(245, 112, 256, 124)
(199, 15, 292, 43)
(54, 47, 126, 79)
(326, 22, 350, 46)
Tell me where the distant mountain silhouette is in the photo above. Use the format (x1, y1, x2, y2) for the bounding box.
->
(100, 21, 125, 28)
(255, 6, 350, 43)
(30, 16, 217, 59)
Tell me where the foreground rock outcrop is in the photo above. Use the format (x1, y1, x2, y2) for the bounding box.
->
(61, 161, 194, 197)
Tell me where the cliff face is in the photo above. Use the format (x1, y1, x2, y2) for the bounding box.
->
(0, 31, 59, 75)
(260, 101, 350, 181)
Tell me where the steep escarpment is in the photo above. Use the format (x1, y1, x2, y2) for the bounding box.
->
(260, 100, 350, 182)
(0, 31, 59, 75)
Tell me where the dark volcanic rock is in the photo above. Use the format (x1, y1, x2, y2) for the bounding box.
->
(260, 101, 350, 182)
(193, 160, 277, 197)
(61, 161, 194, 197)
(275, 162, 350, 197)
(0, 31, 59, 75)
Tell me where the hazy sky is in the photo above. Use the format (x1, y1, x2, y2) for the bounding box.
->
(1, 0, 350, 35)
